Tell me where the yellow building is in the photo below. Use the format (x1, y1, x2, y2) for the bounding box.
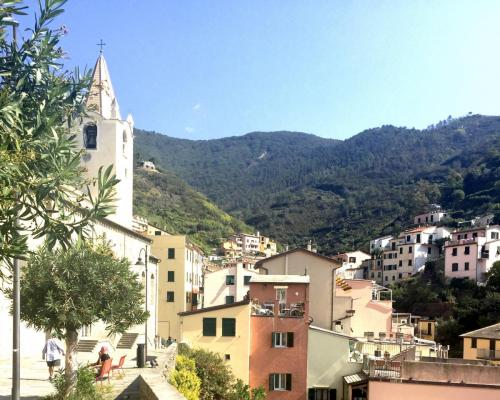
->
(417, 319, 436, 341)
(179, 300, 251, 383)
(148, 227, 205, 341)
(461, 323, 500, 364)
(259, 235, 277, 256)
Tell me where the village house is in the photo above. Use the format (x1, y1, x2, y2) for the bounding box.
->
(444, 225, 500, 282)
(331, 251, 371, 279)
(461, 322, 500, 364)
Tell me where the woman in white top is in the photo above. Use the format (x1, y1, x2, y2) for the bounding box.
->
(42, 334, 65, 381)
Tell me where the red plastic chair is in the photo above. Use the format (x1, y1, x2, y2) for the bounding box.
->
(95, 358, 112, 385)
(111, 355, 126, 377)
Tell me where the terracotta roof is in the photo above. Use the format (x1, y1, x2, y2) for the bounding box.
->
(460, 323, 500, 340)
(178, 300, 250, 316)
(254, 247, 341, 269)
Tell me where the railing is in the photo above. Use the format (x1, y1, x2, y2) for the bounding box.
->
(368, 359, 402, 379)
(476, 348, 500, 360)
(446, 238, 479, 246)
(251, 302, 305, 318)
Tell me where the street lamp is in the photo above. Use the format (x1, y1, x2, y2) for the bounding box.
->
(135, 247, 148, 364)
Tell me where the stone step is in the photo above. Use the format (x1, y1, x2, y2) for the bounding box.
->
(116, 333, 139, 349)
(76, 339, 98, 353)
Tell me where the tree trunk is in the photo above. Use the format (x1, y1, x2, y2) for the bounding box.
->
(64, 329, 78, 399)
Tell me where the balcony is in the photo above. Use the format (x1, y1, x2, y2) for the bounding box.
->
(251, 301, 305, 318)
(476, 348, 500, 360)
(446, 238, 478, 246)
(480, 250, 489, 259)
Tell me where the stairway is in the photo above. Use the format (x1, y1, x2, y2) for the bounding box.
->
(117, 332, 139, 349)
(336, 276, 352, 291)
(76, 339, 98, 353)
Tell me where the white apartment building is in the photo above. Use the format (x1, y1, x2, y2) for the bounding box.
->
(444, 225, 500, 282)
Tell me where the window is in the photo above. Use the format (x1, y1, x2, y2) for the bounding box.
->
(398, 273, 402, 279)
(308, 388, 336, 400)
(225, 296, 234, 304)
(399, 247, 403, 254)
(427, 247, 432, 254)
(464, 262, 469, 271)
(473, 232, 478, 238)
(398, 260, 402, 267)
(408, 246, 413, 254)
(385, 276, 388, 281)
(408, 260, 412, 267)
(491, 232, 499, 240)
(471, 338, 477, 348)
(406, 235, 411, 242)
(464, 246, 470, 255)
(458, 235, 462, 240)
(371, 272, 374, 278)
(203, 318, 216, 336)
(269, 373, 292, 391)
(192, 293, 198, 306)
(276, 288, 287, 303)
(452, 248, 457, 256)
(464, 234, 468, 239)
(222, 318, 236, 336)
(377, 272, 381, 277)
(167, 271, 175, 282)
(272, 332, 294, 348)
(452, 263, 458, 272)
(84, 124, 97, 149)
(416, 234, 421, 243)
(244, 276, 252, 285)
(392, 276, 395, 281)
(349, 257, 356, 263)
(168, 248, 175, 259)
(166, 291, 174, 302)
(186, 292, 191, 304)
(226, 275, 235, 285)
(430, 215, 434, 222)
(225, 354, 231, 361)
(417, 218, 421, 223)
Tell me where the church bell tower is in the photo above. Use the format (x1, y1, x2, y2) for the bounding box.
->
(77, 51, 134, 229)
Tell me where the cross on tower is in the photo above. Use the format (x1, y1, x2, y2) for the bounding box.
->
(97, 39, 106, 54)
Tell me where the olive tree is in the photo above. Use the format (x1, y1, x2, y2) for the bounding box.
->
(0, 0, 117, 275)
(14, 240, 148, 397)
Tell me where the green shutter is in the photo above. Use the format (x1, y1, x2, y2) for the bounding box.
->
(287, 332, 294, 347)
(203, 318, 216, 336)
(329, 389, 337, 400)
(222, 318, 236, 336)
(308, 388, 315, 400)
(271, 332, 276, 347)
(286, 374, 292, 391)
(269, 374, 274, 390)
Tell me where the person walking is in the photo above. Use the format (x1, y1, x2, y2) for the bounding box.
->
(42, 334, 65, 381)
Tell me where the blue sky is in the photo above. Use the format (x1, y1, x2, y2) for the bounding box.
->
(32, 0, 500, 139)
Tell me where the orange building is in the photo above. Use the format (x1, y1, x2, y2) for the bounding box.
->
(249, 275, 310, 399)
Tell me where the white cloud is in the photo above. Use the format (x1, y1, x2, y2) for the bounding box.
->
(192, 103, 201, 111)
(184, 126, 195, 133)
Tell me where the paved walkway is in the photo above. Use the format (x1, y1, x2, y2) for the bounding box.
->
(0, 347, 171, 399)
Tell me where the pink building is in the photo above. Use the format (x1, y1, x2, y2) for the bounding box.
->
(249, 275, 310, 400)
(444, 226, 500, 282)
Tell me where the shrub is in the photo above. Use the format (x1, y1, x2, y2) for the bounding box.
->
(169, 355, 201, 400)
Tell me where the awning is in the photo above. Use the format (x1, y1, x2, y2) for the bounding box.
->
(343, 372, 368, 385)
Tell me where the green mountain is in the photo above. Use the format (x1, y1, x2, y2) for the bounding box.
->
(134, 115, 500, 253)
(133, 168, 252, 253)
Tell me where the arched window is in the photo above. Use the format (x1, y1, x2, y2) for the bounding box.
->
(84, 124, 97, 149)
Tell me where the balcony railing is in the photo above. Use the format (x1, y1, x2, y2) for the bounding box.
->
(251, 302, 305, 318)
(476, 348, 500, 360)
(366, 359, 402, 379)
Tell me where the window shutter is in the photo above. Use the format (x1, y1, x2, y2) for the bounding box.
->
(287, 332, 294, 347)
(269, 374, 274, 391)
(286, 374, 292, 391)
(308, 388, 315, 400)
(329, 389, 337, 400)
(271, 332, 275, 347)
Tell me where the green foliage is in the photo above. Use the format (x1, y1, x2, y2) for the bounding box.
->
(135, 115, 500, 253)
(0, 0, 118, 274)
(227, 380, 266, 400)
(133, 168, 252, 253)
(17, 239, 148, 334)
(45, 366, 109, 400)
(392, 258, 500, 356)
(486, 261, 500, 290)
(169, 355, 201, 400)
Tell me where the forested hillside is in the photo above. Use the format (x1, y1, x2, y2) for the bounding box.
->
(133, 168, 252, 253)
(135, 115, 500, 253)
